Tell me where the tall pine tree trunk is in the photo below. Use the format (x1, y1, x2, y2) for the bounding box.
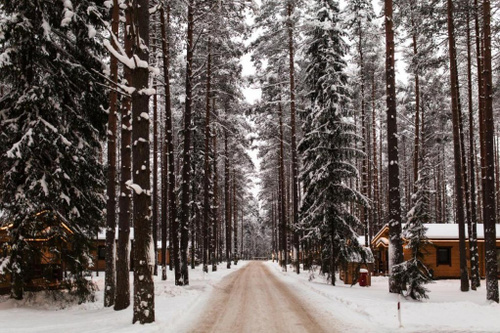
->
(233, 168, 238, 265)
(446, 0, 470, 292)
(152, 38, 159, 276)
(372, 77, 381, 232)
(466, 2, 480, 290)
(287, 2, 300, 274)
(104, 0, 119, 308)
(179, 0, 195, 286)
(481, 0, 499, 303)
(385, 0, 404, 294)
(212, 119, 219, 272)
(203, 38, 212, 273)
(131, 0, 155, 323)
(278, 101, 287, 271)
(160, 5, 176, 281)
(114, 10, 133, 311)
(159, 5, 169, 282)
(224, 128, 232, 269)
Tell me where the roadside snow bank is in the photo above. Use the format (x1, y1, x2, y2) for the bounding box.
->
(266, 261, 500, 332)
(0, 261, 248, 332)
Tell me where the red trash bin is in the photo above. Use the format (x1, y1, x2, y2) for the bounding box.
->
(358, 268, 369, 287)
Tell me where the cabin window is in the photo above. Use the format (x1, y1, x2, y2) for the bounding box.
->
(497, 249, 500, 273)
(437, 247, 451, 266)
(98, 246, 106, 260)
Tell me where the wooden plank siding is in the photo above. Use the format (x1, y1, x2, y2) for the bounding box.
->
(372, 224, 500, 279)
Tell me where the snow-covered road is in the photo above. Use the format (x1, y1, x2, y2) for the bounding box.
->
(187, 261, 343, 333)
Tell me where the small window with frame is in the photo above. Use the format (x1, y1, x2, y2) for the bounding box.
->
(98, 246, 106, 260)
(436, 247, 451, 266)
(497, 248, 500, 274)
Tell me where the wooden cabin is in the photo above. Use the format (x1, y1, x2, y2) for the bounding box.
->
(340, 243, 375, 286)
(372, 223, 500, 279)
(0, 211, 76, 294)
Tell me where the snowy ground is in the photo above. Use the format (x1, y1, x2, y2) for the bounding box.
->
(265, 261, 500, 333)
(1, 261, 499, 332)
(0, 262, 248, 333)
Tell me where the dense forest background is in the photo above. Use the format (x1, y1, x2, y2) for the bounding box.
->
(0, 0, 499, 324)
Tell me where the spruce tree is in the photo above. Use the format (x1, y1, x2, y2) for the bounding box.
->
(0, 0, 107, 301)
(299, 0, 366, 285)
(393, 156, 432, 300)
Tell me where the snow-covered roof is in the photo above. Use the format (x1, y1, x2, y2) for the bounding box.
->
(374, 223, 500, 241)
(97, 228, 135, 241)
(97, 228, 170, 249)
(418, 223, 500, 240)
(348, 246, 375, 263)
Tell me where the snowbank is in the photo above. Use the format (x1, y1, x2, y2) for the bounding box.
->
(265, 261, 500, 332)
(0, 262, 248, 332)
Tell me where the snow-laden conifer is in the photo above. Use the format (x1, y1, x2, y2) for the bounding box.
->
(0, 0, 107, 301)
(299, 0, 367, 285)
(393, 161, 433, 300)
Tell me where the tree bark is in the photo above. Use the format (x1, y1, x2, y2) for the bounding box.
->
(481, 0, 499, 303)
(371, 77, 381, 233)
(465, 2, 480, 290)
(278, 101, 287, 271)
(114, 9, 132, 311)
(203, 38, 212, 273)
(224, 129, 232, 269)
(179, 0, 195, 286)
(104, 0, 119, 308)
(212, 115, 219, 272)
(446, 0, 469, 292)
(385, 0, 404, 294)
(159, 5, 170, 282)
(286, 2, 300, 274)
(152, 28, 159, 276)
(233, 168, 238, 265)
(131, 0, 155, 324)
(160, 5, 177, 280)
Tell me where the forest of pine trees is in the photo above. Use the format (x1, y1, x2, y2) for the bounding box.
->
(0, 0, 499, 325)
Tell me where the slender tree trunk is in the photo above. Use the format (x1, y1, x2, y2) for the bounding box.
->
(202, 38, 212, 273)
(212, 112, 218, 272)
(179, 0, 195, 286)
(286, 2, 300, 274)
(278, 101, 287, 271)
(359, 27, 369, 248)
(114, 10, 133, 311)
(159, 5, 171, 282)
(233, 168, 238, 265)
(131, 0, 154, 324)
(411, 32, 420, 196)
(190, 140, 197, 270)
(481, 0, 499, 303)
(224, 129, 232, 269)
(385, 0, 404, 294)
(372, 77, 380, 232)
(466, 3, 480, 290)
(446, 0, 469, 292)
(152, 33, 159, 276)
(474, 0, 486, 226)
(104, 0, 119, 308)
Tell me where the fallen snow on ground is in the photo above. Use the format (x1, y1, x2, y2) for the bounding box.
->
(266, 261, 500, 333)
(0, 262, 248, 333)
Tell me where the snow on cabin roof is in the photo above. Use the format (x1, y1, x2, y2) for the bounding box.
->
(419, 223, 500, 240)
(98, 228, 135, 241)
(378, 223, 500, 240)
(348, 246, 375, 263)
(97, 229, 170, 249)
